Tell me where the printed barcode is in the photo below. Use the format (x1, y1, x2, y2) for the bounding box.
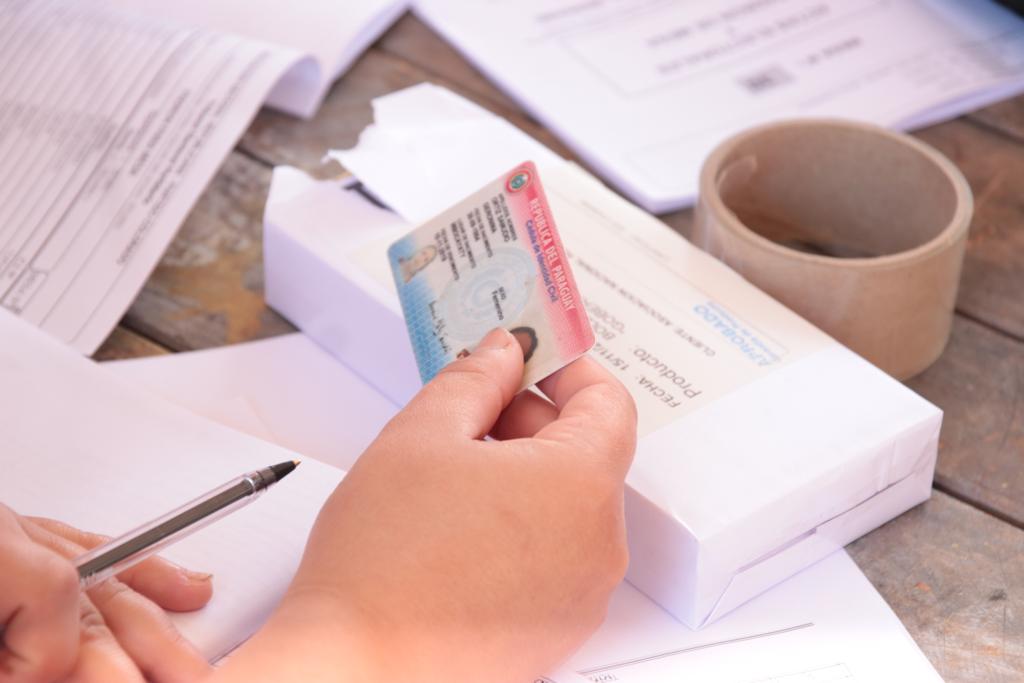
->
(738, 66, 793, 94)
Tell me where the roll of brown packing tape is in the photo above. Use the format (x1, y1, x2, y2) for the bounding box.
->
(695, 120, 973, 380)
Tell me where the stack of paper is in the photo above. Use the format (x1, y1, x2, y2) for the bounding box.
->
(414, 0, 1024, 211)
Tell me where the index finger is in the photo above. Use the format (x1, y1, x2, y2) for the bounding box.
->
(18, 518, 212, 683)
(534, 356, 638, 474)
(536, 355, 623, 412)
(22, 517, 213, 613)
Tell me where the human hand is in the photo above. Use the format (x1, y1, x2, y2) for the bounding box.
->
(0, 504, 214, 683)
(221, 327, 638, 682)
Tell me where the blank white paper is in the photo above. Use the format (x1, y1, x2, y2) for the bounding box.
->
(0, 312, 344, 661)
(105, 334, 400, 471)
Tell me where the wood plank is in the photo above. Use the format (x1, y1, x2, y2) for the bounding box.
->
(239, 48, 418, 174)
(849, 491, 1024, 682)
(910, 118, 1024, 341)
(968, 95, 1024, 145)
(92, 326, 169, 361)
(122, 151, 294, 352)
(659, 207, 696, 242)
(908, 315, 1024, 528)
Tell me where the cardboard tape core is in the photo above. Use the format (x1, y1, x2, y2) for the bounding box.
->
(695, 120, 973, 379)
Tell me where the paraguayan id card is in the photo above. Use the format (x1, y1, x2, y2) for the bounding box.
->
(388, 162, 594, 391)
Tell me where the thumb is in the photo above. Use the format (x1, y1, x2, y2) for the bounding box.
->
(401, 327, 525, 440)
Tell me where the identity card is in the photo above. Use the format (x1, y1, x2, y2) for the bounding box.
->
(388, 161, 594, 391)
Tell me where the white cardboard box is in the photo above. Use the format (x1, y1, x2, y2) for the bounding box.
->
(264, 85, 941, 628)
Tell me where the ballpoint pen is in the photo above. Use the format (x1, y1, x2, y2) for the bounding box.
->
(75, 460, 299, 589)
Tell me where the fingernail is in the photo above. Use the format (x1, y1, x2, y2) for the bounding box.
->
(474, 327, 513, 353)
(180, 569, 213, 583)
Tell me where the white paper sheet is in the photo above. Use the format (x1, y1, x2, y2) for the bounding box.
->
(560, 550, 941, 682)
(105, 334, 399, 471)
(335, 84, 565, 225)
(414, 0, 1024, 212)
(0, 311, 344, 662)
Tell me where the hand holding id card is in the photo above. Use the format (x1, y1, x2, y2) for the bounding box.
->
(388, 162, 594, 391)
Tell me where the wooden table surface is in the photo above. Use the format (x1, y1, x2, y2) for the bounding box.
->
(94, 14, 1024, 682)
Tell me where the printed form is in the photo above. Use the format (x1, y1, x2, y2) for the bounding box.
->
(0, 0, 402, 354)
(0, 1, 300, 353)
(416, 0, 1024, 211)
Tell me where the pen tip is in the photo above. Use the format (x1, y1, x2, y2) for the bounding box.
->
(293, 459, 301, 467)
(269, 460, 299, 482)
